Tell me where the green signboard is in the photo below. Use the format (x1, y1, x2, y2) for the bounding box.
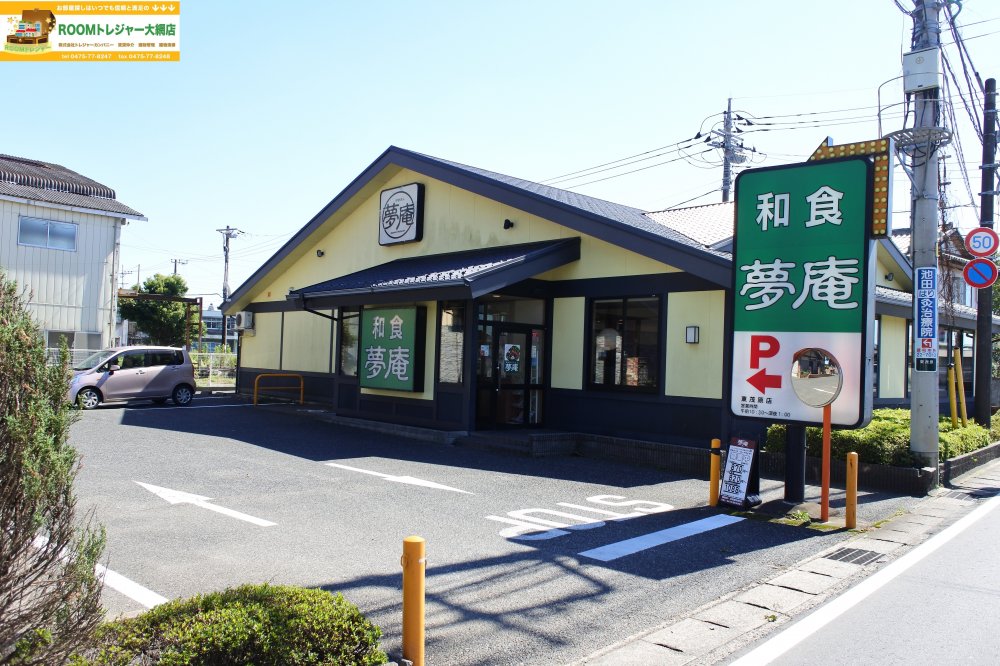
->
(731, 158, 873, 427)
(359, 306, 426, 391)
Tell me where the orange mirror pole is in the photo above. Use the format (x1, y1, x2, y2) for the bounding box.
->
(821, 403, 831, 522)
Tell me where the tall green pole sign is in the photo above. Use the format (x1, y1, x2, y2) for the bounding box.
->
(360, 306, 426, 391)
(731, 158, 874, 427)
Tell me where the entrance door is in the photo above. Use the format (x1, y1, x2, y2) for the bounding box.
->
(477, 324, 545, 427)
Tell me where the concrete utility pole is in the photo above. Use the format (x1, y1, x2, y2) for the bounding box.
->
(974, 79, 997, 425)
(171, 258, 188, 275)
(909, 0, 943, 473)
(710, 98, 747, 203)
(216, 226, 242, 352)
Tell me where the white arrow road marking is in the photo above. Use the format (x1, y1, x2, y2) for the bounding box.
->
(96, 564, 168, 608)
(135, 481, 276, 527)
(578, 514, 745, 562)
(325, 463, 473, 494)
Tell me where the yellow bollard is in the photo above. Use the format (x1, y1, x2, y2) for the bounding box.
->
(954, 349, 968, 427)
(947, 366, 958, 428)
(402, 536, 426, 666)
(709, 438, 721, 506)
(846, 452, 858, 529)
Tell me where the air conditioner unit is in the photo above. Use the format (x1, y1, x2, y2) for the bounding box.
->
(234, 311, 254, 331)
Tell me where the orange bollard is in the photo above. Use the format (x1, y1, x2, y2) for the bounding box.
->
(709, 438, 721, 506)
(402, 536, 426, 666)
(821, 403, 831, 522)
(846, 452, 858, 529)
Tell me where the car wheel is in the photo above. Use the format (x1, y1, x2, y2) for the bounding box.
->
(77, 388, 101, 410)
(172, 384, 194, 406)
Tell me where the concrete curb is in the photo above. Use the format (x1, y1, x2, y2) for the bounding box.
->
(571, 459, 1000, 665)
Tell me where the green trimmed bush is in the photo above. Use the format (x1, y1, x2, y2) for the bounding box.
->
(765, 408, 998, 467)
(73, 584, 386, 665)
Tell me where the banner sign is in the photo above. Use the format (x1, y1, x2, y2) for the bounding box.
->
(731, 158, 874, 427)
(1, 2, 180, 61)
(913, 267, 937, 372)
(360, 306, 425, 391)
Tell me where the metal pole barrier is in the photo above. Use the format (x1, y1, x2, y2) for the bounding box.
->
(709, 438, 721, 506)
(947, 365, 959, 428)
(954, 349, 968, 427)
(821, 404, 831, 522)
(402, 536, 426, 666)
(846, 452, 858, 529)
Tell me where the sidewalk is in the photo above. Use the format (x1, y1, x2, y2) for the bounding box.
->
(574, 458, 1000, 665)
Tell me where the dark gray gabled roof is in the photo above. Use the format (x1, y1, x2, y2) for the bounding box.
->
(0, 153, 144, 218)
(287, 238, 580, 308)
(227, 146, 732, 310)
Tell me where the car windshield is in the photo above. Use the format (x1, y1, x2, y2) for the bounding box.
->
(73, 349, 119, 371)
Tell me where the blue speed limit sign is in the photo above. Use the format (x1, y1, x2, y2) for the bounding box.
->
(965, 227, 999, 258)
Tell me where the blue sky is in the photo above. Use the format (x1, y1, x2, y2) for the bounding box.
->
(6, 1, 1000, 301)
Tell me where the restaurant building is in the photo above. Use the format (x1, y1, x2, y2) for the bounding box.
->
(223, 146, 988, 445)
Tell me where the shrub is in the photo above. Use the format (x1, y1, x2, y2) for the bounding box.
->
(0, 273, 106, 665)
(764, 408, 998, 467)
(75, 584, 386, 665)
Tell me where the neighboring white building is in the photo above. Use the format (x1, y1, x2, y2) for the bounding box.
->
(199, 305, 238, 352)
(0, 153, 145, 349)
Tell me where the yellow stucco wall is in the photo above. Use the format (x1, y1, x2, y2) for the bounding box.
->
(240, 313, 281, 369)
(281, 310, 333, 372)
(879, 315, 907, 399)
(251, 170, 680, 306)
(360, 301, 437, 401)
(665, 291, 725, 399)
(551, 298, 585, 390)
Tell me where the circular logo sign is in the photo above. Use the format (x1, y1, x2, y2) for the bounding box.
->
(963, 257, 998, 289)
(965, 227, 999, 258)
(380, 190, 416, 240)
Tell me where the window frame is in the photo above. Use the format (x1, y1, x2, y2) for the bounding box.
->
(17, 215, 78, 252)
(586, 295, 662, 393)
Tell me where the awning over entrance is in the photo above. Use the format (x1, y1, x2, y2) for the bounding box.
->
(287, 238, 580, 308)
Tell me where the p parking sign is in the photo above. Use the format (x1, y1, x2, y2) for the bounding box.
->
(731, 158, 874, 427)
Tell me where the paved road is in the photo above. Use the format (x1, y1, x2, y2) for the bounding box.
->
(69, 395, 918, 665)
(729, 489, 1000, 665)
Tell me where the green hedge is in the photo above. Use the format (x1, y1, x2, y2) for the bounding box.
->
(73, 584, 386, 666)
(765, 408, 1000, 467)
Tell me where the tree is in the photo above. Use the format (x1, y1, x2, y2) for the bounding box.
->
(119, 273, 202, 347)
(0, 273, 105, 664)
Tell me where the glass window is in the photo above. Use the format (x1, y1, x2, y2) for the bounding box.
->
(590, 296, 660, 390)
(18, 216, 77, 251)
(339, 307, 359, 376)
(438, 303, 465, 384)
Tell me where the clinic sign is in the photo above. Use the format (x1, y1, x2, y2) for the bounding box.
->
(731, 158, 874, 427)
(360, 306, 425, 391)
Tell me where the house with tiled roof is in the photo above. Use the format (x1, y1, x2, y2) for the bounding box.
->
(225, 146, 996, 445)
(0, 154, 145, 350)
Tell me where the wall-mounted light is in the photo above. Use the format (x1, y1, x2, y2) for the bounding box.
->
(885, 272, 894, 281)
(316, 249, 325, 257)
(685, 325, 700, 344)
(503, 218, 514, 230)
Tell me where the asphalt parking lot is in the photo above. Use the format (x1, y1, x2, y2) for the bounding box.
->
(69, 394, 920, 665)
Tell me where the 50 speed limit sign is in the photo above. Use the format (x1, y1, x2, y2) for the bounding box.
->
(965, 227, 999, 257)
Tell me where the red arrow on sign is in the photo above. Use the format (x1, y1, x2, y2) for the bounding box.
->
(747, 368, 782, 394)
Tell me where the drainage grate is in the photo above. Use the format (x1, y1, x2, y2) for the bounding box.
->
(940, 488, 999, 500)
(825, 547, 883, 566)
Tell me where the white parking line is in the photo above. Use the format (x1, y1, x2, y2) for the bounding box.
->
(96, 564, 168, 608)
(578, 514, 745, 562)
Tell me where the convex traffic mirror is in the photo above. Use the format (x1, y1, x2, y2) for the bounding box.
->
(790, 348, 843, 408)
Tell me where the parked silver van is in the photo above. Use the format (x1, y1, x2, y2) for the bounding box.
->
(68, 346, 197, 409)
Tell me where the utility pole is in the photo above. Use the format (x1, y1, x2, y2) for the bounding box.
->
(909, 0, 943, 475)
(171, 258, 188, 275)
(709, 98, 747, 202)
(974, 78, 997, 425)
(217, 226, 242, 352)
